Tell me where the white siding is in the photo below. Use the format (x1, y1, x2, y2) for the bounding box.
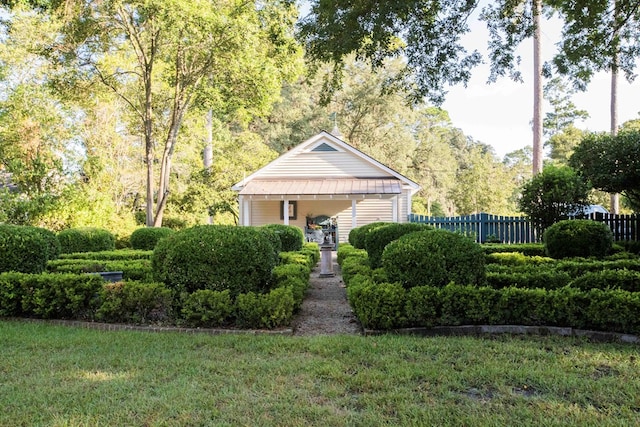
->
(260, 151, 389, 179)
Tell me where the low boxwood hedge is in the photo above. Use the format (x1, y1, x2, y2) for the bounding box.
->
(481, 243, 546, 256)
(0, 272, 104, 319)
(96, 281, 173, 323)
(0, 225, 49, 274)
(544, 219, 613, 259)
(58, 249, 152, 260)
(129, 227, 175, 250)
(364, 223, 432, 268)
(382, 229, 485, 288)
(261, 224, 304, 252)
(57, 227, 116, 254)
(152, 225, 276, 296)
(47, 259, 153, 282)
(180, 289, 234, 328)
(347, 281, 640, 334)
(348, 222, 389, 249)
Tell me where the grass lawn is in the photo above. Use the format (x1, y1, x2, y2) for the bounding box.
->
(1, 320, 639, 426)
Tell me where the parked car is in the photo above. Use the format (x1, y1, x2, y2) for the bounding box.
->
(568, 204, 609, 217)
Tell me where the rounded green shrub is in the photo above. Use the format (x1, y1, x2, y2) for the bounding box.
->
(0, 225, 48, 273)
(543, 219, 613, 259)
(57, 227, 116, 254)
(130, 227, 175, 250)
(382, 229, 486, 288)
(365, 223, 433, 268)
(26, 226, 60, 261)
(259, 226, 282, 265)
(152, 225, 277, 295)
(261, 224, 303, 252)
(348, 221, 388, 249)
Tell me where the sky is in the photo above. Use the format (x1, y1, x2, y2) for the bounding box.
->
(441, 12, 640, 159)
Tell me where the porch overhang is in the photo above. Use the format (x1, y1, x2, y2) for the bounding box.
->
(236, 178, 403, 200)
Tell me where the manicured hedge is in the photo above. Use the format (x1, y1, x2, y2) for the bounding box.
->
(180, 289, 234, 328)
(262, 224, 304, 252)
(485, 270, 572, 290)
(96, 281, 172, 323)
(348, 281, 640, 334)
(58, 249, 152, 260)
(27, 226, 60, 261)
(57, 227, 116, 254)
(152, 225, 276, 295)
(0, 239, 316, 329)
(364, 223, 432, 268)
(341, 254, 371, 286)
(568, 270, 640, 293)
(0, 225, 49, 274)
(485, 252, 555, 266)
(348, 222, 389, 249)
(544, 219, 613, 259)
(481, 243, 546, 256)
(337, 244, 366, 266)
(340, 238, 640, 334)
(299, 242, 320, 265)
(129, 227, 175, 250)
(0, 272, 104, 319)
(382, 229, 485, 288)
(47, 259, 153, 282)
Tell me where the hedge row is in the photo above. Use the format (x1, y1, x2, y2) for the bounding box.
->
(0, 244, 319, 329)
(337, 243, 640, 334)
(47, 259, 153, 282)
(58, 227, 115, 254)
(485, 258, 640, 291)
(0, 225, 58, 274)
(57, 249, 152, 261)
(347, 279, 640, 334)
(481, 243, 546, 256)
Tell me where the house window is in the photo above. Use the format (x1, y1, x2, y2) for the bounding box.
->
(280, 201, 297, 220)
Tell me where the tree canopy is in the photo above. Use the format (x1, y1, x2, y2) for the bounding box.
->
(570, 129, 640, 211)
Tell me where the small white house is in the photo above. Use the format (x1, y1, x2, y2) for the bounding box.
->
(231, 131, 420, 243)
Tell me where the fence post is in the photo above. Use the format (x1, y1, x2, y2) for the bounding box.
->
(478, 212, 489, 243)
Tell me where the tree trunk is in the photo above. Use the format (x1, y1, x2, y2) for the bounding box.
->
(144, 68, 155, 227)
(532, 0, 543, 175)
(205, 109, 214, 224)
(154, 48, 194, 227)
(610, 1, 620, 214)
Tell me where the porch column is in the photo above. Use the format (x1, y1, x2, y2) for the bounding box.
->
(351, 199, 357, 229)
(283, 199, 290, 225)
(392, 196, 398, 222)
(241, 196, 251, 226)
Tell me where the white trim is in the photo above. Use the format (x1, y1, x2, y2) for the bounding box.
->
(392, 196, 398, 222)
(351, 199, 357, 229)
(283, 199, 290, 225)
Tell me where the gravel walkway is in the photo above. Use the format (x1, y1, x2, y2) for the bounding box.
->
(292, 252, 362, 336)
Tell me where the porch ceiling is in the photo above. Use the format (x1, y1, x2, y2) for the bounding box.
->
(238, 178, 402, 196)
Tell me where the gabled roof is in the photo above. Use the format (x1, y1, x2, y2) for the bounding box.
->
(232, 131, 420, 194)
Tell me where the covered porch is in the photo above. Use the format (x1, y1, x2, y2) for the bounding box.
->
(237, 177, 404, 244)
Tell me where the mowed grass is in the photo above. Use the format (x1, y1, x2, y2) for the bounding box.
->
(1, 321, 639, 426)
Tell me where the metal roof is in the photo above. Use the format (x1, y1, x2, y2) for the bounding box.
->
(238, 178, 402, 196)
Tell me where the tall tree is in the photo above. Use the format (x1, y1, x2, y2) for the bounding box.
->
(543, 77, 590, 137)
(40, 0, 301, 226)
(298, 0, 483, 105)
(542, 77, 589, 164)
(548, 0, 639, 212)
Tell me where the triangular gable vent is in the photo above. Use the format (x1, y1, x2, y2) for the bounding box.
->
(311, 142, 338, 152)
